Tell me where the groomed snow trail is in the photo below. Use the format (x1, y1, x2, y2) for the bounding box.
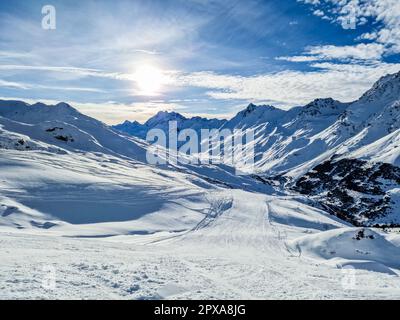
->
(0, 149, 399, 300)
(2, 190, 400, 299)
(174, 191, 291, 255)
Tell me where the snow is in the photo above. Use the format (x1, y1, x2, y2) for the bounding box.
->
(346, 129, 400, 166)
(0, 143, 399, 299)
(326, 259, 398, 276)
(1, 192, 400, 299)
(290, 228, 400, 271)
(0, 71, 400, 299)
(0, 149, 210, 236)
(0, 101, 148, 162)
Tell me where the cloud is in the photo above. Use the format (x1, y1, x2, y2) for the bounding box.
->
(276, 56, 319, 62)
(7, 59, 393, 113)
(171, 62, 400, 107)
(0, 65, 121, 80)
(302, 0, 321, 4)
(257, 1, 400, 110)
(307, 43, 385, 61)
(313, 9, 324, 17)
(0, 0, 399, 124)
(0, 77, 107, 93)
(0, 79, 29, 90)
(312, 9, 330, 20)
(277, 43, 386, 63)
(0, 51, 34, 59)
(299, 0, 400, 55)
(357, 32, 379, 41)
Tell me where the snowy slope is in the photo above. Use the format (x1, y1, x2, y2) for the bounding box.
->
(1, 191, 400, 299)
(0, 72, 399, 299)
(0, 100, 148, 162)
(128, 72, 400, 226)
(290, 227, 400, 274)
(0, 100, 278, 236)
(344, 129, 400, 166)
(0, 149, 213, 236)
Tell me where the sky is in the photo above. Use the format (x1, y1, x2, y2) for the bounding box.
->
(0, 0, 399, 124)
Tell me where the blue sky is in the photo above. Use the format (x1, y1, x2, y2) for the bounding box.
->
(0, 0, 399, 123)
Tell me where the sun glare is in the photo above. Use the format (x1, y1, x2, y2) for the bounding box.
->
(134, 65, 165, 96)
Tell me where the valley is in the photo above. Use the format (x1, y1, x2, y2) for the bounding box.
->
(0, 72, 400, 299)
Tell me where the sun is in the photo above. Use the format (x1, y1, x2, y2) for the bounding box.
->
(134, 65, 165, 96)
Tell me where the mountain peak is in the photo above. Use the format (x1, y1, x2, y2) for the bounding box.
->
(241, 103, 277, 117)
(246, 103, 258, 113)
(122, 120, 141, 126)
(359, 70, 400, 103)
(374, 70, 400, 87)
(301, 98, 346, 116)
(144, 111, 186, 127)
(306, 98, 336, 106)
(56, 102, 73, 109)
(156, 110, 183, 117)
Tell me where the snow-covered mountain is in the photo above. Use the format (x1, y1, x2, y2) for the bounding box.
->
(113, 111, 226, 139)
(1, 72, 399, 229)
(0, 99, 278, 230)
(0, 100, 149, 162)
(0, 72, 400, 299)
(112, 71, 400, 226)
(115, 72, 399, 177)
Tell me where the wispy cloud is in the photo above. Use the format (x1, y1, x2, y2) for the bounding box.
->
(0, 77, 107, 93)
(0, 51, 34, 59)
(277, 43, 386, 63)
(172, 62, 400, 107)
(0, 65, 121, 80)
(298, 0, 400, 54)
(0, 79, 29, 90)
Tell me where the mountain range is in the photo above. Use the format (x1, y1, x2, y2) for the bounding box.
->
(0, 71, 400, 299)
(113, 71, 400, 226)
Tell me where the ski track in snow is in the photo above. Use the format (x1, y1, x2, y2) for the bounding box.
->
(1, 190, 400, 299)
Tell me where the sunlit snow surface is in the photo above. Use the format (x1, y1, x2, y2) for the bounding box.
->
(0, 149, 400, 299)
(1, 71, 400, 300)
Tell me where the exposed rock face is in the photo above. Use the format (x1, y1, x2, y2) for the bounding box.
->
(294, 158, 400, 227)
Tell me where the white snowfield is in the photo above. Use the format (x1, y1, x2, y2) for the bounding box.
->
(1, 149, 400, 299)
(1, 71, 400, 300)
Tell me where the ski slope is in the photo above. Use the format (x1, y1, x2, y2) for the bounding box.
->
(1, 190, 400, 299)
(0, 145, 398, 299)
(0, 69, 400, 299)
(0, 146, 399, 299)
